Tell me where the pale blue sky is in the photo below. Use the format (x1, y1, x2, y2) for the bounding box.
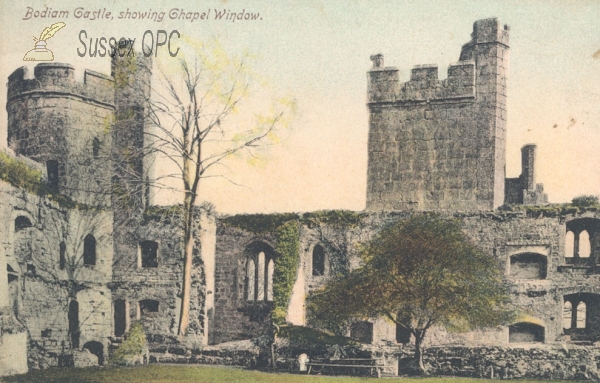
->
(1, 0, 599, 213)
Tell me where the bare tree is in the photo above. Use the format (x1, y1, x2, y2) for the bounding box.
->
(143, 40, 296, 335)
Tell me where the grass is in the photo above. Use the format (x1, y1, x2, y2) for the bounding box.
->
(0, 365, 579, 383)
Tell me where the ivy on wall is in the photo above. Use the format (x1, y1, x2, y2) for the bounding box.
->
(222, 210, 367, 326)
(272, 220, 300, 325)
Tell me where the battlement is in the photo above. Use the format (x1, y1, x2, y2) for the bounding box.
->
(7, 63, 114, 108)
(460, 18, 509, 61)
(367, 59, 475, 104)
(366, 18, 509, 212)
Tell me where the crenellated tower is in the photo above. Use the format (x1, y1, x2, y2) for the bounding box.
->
(6, 63, 115, 205)
(366, 18, 510, 211)
(111, 41, 154, 210)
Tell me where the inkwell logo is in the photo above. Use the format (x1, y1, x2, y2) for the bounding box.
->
(23, 22, 66, 61)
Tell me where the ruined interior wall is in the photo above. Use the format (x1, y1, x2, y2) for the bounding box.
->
(111, 209, 210, 347)
(0, 180, 113, 369)
(211, 224, 275, 344)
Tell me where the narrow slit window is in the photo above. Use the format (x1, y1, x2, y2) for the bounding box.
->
(312, 245, 325, 276)
(576, 301, 586, 329)
(563, 301, 572, 330)
(83, 235, 96, 266)
(46, 160, 59, 190)
(247, 259, 256, 301)
(59, 241, 66, 270)
(565, 231, 574, 258)
(579, 231, 591, 258)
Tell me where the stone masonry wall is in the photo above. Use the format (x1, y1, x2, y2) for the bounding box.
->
(0, 180, 113, 369)
(7, 64, 115, 206)
(213, 209, 600, 352)
(366, 19, 509, 211)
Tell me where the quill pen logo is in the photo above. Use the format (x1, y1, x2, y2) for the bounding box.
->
(23, 22, 66, 61)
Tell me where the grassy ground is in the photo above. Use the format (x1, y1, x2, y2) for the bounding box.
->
(0, 365, 579, 383)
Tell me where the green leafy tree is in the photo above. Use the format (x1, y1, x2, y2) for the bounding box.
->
(307, 214, 515, 374)
(572, 195, 599, 207)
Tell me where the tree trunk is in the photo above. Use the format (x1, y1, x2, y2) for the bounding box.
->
(413, 331, 426, 375)
(177, 195, 194, 336)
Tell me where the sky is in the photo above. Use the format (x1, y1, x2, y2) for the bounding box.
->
(1, 0, 599, 214)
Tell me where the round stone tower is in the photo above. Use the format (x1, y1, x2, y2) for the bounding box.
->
(7, 63, 115, 205)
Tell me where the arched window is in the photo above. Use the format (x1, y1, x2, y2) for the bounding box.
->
(59, 242, 66, 270)
(245, 243, 275, 302)
(14, 216, 32, 232)
(579, 230, 591, 258)
(257, 251, 265, 301)
(267, 259, 274, 301)
(312, 245, 325, 276)
(247, 259, 256, 301)
(563, 301, 572, 330)
(114, 299, 127, 337)
(83, 235, 96, 266)
(565, 231, 575, 258)
(83, 341, 104, 366)
(576, 302, 587, 329)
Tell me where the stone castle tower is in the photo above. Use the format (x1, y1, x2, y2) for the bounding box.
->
(6, 44, 154, 209)
(7, 63, 115, 205)
(366, 18, 510, 211)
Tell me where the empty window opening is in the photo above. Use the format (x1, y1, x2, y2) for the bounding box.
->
(508, 322, 544, 343)
(577, 302, 587, 329)
(579, 231, 591, 258)
(244, 243, 275, 302)
(14, 216, 32, 232)
(41, 329, 52, 338)
(92, 138, 101, 158)
(27, 264, 35, 274)
(563, 293, 600, 337)
(565, 219, 600, 262)
(563, 301, 572, 330)
(46, 160, 59, 190)
(139, 241, 158, 268)
(68, 300, 80, 348)
(114, 299, 127, 337)
(83, 235, 96, 266)
(350, 321, 374, 344)
(138, 299, 159, 317)
(267, 259, 274, 301)
(510, 253, 547, 279)
(396, 323, 411, 344)
(83, 341, 104, 365)
(257, 251, 265, 301)
(312, 245, 325, 276)
(59, 241, 66, 270)
(565, 231, 575, 258)
(7, 264, 18, 284)
(246, 259, 256, 301)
